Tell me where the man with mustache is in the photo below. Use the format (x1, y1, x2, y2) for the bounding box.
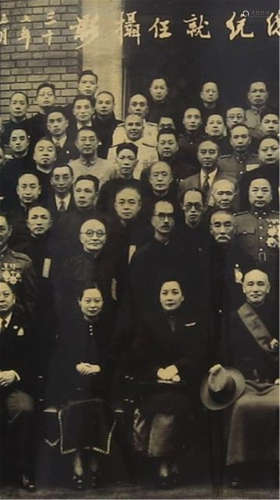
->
(207, 209, 255, 362)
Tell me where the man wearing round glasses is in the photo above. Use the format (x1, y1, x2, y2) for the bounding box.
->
(60, 216, 118, 313)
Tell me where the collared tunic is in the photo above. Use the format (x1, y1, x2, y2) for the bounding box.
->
(234, 209, 279, 268)
(218, 152, 259, 181)
(0, 247, 37, 318)
(69, 156, 116, 188)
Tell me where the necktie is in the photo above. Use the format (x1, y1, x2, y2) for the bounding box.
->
(59, 199, 65, 212)
(202, 173, 210, 197)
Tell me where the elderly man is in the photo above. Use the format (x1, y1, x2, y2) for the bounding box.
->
(209, 178, 238, 211)
(179, 139, 234, 205)
(0, 281, 36, 490)
(218, 125, 259, 181)
(60, 216, 118, 311)
(113, 93, 158, 147)
(208, 210, 254, 310)
(207, 209, 255, 362)
(110, 184, 149, 297)
(69, 127, 115, 187)
(108, 114, 158, 179)
(141, 161, 180, 219)
(203, 269, 279, 487)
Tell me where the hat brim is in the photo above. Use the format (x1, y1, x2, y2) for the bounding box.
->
(200, 367, 246, 411)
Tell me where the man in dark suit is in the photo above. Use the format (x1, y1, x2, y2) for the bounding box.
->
(48, 164, 75, 222)
(179, 139, 234, 206)
(0, 280, 36, 490)
(45, 107, 78, 163)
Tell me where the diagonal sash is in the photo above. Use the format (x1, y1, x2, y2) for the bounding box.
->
(237, 302, 272, 353)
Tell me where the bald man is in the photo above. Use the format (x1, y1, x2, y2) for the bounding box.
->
(206, 269, 279, 486)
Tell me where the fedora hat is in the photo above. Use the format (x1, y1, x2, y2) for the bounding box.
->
(200, 365, 245, 410)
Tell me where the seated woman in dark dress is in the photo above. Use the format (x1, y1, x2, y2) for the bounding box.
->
(45, 285, 115, 490)
(118, 278, 208, 487)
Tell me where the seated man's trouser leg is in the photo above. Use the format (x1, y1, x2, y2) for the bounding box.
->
(226, 383, 279, 466)
(5, 389, 35, 474)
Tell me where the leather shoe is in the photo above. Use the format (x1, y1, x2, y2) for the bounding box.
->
(20, 473, 36, 492)
(72, 474, 85, 490)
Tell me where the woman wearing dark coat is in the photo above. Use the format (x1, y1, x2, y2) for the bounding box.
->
(120, 278, 208, 487)
(45, 285, 115, 489)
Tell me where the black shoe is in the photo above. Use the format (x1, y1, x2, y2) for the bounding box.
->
(20, 473, 36, 492)
(72, 474, 85, 490)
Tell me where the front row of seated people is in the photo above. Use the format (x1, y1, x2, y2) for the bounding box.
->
(0, 266, 278, 490)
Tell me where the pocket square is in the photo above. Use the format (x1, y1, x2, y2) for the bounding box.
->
(17, 327, 24, 336)
(184, 322, 196, 327)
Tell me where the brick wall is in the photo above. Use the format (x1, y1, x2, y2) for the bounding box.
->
(0, 0, 82, 122)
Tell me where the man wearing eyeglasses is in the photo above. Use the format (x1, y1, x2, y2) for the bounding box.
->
(127, 200, 189, 319)
(59, 216, 118, 313)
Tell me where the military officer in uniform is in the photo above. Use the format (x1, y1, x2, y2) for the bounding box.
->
(112, 94, 158, 147)
(234, 178, 279, 295)
(0, 212, 37, 319)
(218, 124, 259, 182)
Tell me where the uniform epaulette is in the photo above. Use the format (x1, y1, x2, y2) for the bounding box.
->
(142, 142, 155, 148)
(115, 123, 125, 129)
(146, 122, 158, 127)
(270, 210, 280, 215)
(219, 154, 231, 159)
(10, 250, 32, 262)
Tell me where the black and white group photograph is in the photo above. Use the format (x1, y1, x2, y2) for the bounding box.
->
(0, 0, 279, 498)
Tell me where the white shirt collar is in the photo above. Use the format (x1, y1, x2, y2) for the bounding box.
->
(200, 168, 218, 187)
(77, 121, 92, 130)
(0, 312, 12, 329)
